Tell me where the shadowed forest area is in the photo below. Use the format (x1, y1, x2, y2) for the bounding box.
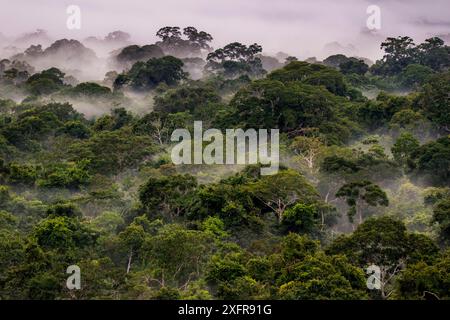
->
(0, 26, 450, 300)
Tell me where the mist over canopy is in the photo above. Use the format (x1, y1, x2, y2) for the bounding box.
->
(1, 0, 450, 303)
(1, 0, 450, 60)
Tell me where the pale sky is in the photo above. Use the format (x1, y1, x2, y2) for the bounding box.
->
(0, 0, 449, 60)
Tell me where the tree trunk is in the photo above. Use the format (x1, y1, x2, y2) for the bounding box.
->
(126, 249, 133, 274)
(357, 203, 363, 225)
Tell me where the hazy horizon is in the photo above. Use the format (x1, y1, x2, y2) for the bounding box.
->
(1, 0, 450, 60)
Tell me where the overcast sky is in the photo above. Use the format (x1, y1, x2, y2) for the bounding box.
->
(1, 0, 449, 59)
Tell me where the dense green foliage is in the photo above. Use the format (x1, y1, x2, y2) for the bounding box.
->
(0, 31, 449, 300)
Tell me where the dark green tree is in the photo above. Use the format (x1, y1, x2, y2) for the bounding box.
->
(335, 180, 389, 225)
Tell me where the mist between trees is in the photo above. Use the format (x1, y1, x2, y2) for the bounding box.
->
(0, 26, 449, 300)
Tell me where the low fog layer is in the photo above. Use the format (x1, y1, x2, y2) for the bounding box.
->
(1, 0, 450, 61)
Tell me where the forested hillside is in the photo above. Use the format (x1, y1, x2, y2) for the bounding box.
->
(0, 28, 449, 300)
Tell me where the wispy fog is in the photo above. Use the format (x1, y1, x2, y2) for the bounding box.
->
(1, 0, 449, 61)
